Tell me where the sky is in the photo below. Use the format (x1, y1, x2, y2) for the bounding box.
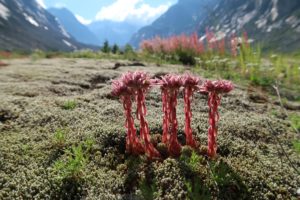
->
(36, 0, 177, 25)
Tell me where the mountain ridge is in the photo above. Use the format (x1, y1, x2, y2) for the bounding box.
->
(130, 0, 300, 52)
(0, 0, 93, 51)
(48, 7, 101, 46)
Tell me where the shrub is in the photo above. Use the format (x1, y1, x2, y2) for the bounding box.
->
(54, 144, 87, 180)
(53, 128, 67, 148)
(62, 100, 77, 110)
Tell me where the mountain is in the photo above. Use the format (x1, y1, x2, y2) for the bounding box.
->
(130, 0, 300, 52)
(130, 0, 219, 47)
(0, 0, 90, 51)
(48, 7, 100, 46)
(89, 20, 142, 46)
(196, 0, 300, 52)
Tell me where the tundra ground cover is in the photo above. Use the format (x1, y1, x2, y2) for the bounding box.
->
(0, 58, 299, 199)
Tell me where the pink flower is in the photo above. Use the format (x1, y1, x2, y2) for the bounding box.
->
(116, 71, 159, 159)
(182, 73, 202, 148)
(158, 74, 182, 157)
(200, 80, 234, 158)
(111, 78, 144, 155)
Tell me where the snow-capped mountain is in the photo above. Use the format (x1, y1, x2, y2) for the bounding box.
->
(0, 0, 90, 51)
(130, 0, 300, 52)
(48, 7, 101, 46)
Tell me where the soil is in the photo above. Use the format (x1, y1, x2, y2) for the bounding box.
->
(0, 58, 299, 200)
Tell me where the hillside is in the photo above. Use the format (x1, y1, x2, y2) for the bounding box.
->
(130, 0, 300, 52)
(0, 0, 89, 51)
(48, 8, 101, 46)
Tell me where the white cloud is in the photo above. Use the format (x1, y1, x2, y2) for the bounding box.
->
(54, 3, 67, 8)
(75, 14, 92, 25)
(95, 0, 171, 24)
(36, 0, 46, 8)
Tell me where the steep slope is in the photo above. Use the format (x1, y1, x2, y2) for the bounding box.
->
(198, 0, 300, 51)
(89, 20, 142, 46)
(0, 0, 88, 51)
(130, 0, 300, 52)
(130, 0, 219, 47)
(48, 8, 100, 46)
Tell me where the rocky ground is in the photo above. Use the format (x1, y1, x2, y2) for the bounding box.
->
(0, 58, 299, 200)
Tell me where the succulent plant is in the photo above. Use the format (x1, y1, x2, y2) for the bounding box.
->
(181, 73, 202, 148)
(200, 80, 234, 158)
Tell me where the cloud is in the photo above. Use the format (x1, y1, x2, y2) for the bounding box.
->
(95, 0, 171, 24)
(75, 14, 92, 25)
(54, 3, 67, 8)
(36, 0, 46, 8)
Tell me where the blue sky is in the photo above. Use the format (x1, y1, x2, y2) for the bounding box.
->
(37, 0, 177, 25)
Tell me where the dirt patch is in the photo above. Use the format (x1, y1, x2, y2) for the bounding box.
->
(0, 109, 17, 123)
(13, 91, 38, 97)
(113, 62, 146, 70)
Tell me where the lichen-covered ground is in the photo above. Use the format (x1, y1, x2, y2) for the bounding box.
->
(0, 58, 299, 200)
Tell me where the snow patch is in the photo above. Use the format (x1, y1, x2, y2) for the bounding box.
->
(199, 35, 206, 41)
(58, 23, 70, 38)
(62, 40, 76, 50)
(286, 16, 300, 28)
(63, 40, 72, 47)
(23, 13, 39, 27)
(256, 18, 267, 29)
(271, 0, 278, 21)
(237, 10, 256, 29)
(0, 3, 10, 20)
(44, 26, 48, 30)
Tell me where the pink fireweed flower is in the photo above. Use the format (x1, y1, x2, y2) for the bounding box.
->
(200, 80, 233, 158)
(159, 74, 182, 157)
(181, 73, 202, 148)
(112, 79, 144, 155)
(121, 71, 160, 159)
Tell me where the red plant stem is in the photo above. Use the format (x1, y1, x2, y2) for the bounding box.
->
(162, 89, 170, 144)
(207, 92, 221, 158)
(183, 87, 197, 148)
(168, 89, 181, 157)
(122, 95, 144, 155)
(136, 89, 160, 159)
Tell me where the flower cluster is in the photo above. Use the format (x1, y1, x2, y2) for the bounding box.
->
(140, 31, 249, 58)
(112, 71, 234, 159)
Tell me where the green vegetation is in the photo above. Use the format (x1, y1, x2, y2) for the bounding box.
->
(0, 58, 299, 199)
(101, 40, 111, 53)
(16, 42, 298, 90)
(54, 144, 87, 180)
(289, 114, 300, 131)
(62, 100, 77, 110)
(180, 148, 204, 172)
(292, 140, 300, 154)
(112, 44, 120, 54)
(53, 128, 67, 148)
(139, 177, 157, 200)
